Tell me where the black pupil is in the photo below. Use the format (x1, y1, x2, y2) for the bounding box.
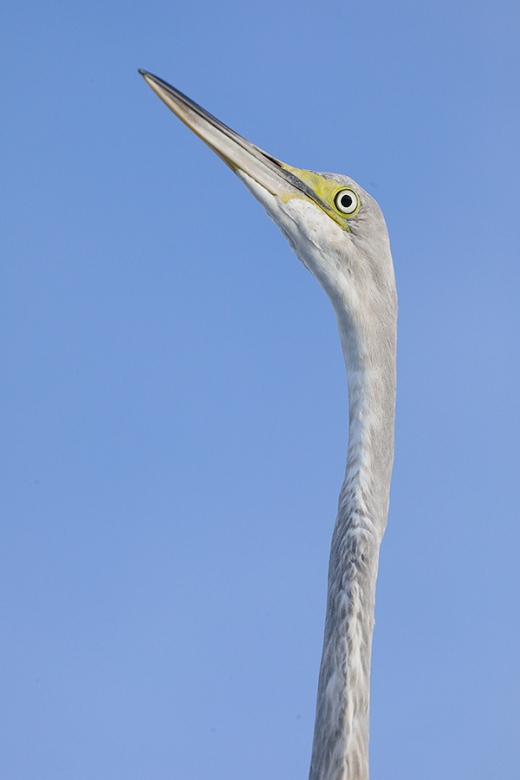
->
(340, 193, 353, 209)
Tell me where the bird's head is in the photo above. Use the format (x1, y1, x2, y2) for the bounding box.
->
(139, 71, 396, 357)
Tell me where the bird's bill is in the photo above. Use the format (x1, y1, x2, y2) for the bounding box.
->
(138, 70, 323, 206)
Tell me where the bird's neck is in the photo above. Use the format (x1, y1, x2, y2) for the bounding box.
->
(340, 332, 396, 535)
(309, 318, 396, 780)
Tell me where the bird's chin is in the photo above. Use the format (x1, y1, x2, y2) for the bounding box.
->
(237, 170, 310, 258)
(236, 170, 278, 213)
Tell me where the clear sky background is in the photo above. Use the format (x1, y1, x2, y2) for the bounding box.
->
(1, 1, 519, 778)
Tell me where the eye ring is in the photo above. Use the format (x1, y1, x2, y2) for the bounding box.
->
(334, 188, 359, 216)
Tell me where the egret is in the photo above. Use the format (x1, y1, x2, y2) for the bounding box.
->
(139, 70, 397, 780)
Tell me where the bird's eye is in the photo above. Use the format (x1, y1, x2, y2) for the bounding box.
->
(334, 189, 359, 215)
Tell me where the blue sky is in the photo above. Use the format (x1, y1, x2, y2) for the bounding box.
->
(1, 1, 519, 778)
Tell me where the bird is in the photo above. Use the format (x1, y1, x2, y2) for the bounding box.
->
(139, 69, 397, 780)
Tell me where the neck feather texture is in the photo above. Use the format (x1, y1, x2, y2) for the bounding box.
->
(308, 317, 397, 780)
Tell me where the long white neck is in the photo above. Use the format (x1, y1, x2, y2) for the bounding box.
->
(308, 312, 397, 780)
